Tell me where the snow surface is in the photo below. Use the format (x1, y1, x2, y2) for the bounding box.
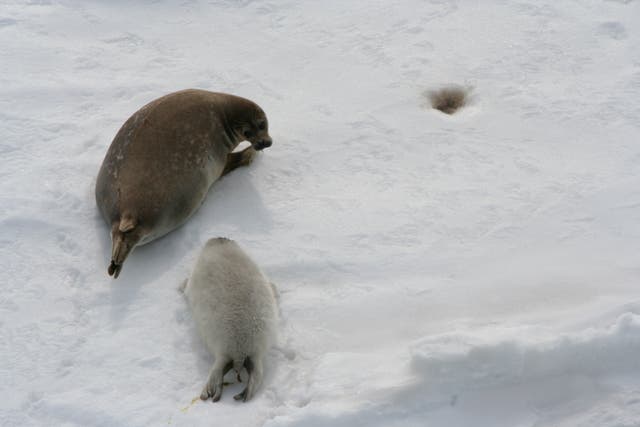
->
(1, 0, 640, 426)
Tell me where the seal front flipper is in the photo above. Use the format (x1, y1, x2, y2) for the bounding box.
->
(178, 278, 188, 293)
(222, 146, 257, 177)
(108, 217, 143, 278)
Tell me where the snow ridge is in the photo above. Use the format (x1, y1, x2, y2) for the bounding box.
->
(411, 313, 640, 391)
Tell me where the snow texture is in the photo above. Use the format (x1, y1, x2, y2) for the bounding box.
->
(1, 0, 640, 426)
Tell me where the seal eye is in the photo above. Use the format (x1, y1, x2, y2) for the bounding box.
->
(243, 130, 253, 138)
(257, 122, 266, 131)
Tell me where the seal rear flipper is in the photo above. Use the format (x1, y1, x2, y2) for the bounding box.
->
(201, 358, 233, 402)
(108, 219, 143, 279)
(108, 261, 123, 278)
(233, 356, 263, 402)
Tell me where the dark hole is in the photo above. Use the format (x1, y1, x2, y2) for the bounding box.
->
(427, 86, 470, 115)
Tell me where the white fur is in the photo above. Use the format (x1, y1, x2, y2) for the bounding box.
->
(184, 237, 277, 402)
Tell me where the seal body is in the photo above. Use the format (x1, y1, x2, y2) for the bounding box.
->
(184, 238, 278, 402)
(95, 89, 272, 278)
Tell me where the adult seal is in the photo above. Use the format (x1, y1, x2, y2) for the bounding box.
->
(182, 237, 278, 402)
(95, 89, 272, 278)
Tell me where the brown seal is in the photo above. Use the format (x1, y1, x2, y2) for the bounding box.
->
(95, 89, 272, 278)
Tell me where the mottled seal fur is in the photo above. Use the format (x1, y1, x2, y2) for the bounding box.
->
(183, 237, 278, 402)
(95, 89, 272, 278)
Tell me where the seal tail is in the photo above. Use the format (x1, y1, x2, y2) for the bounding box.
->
(108, 215, 142, 278)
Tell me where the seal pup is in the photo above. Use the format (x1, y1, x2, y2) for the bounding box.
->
(95, 89, 272, 278)
(183, 237, 278, 402)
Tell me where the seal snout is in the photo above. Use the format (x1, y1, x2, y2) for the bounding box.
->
(254, 138, 272, 151)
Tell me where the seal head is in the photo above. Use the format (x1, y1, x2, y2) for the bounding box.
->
(227, 101, 272, 151)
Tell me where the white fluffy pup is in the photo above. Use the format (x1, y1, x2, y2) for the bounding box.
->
(183, 237, 278, 402)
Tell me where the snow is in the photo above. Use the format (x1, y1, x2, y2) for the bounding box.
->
(1, 0, 640, 426)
